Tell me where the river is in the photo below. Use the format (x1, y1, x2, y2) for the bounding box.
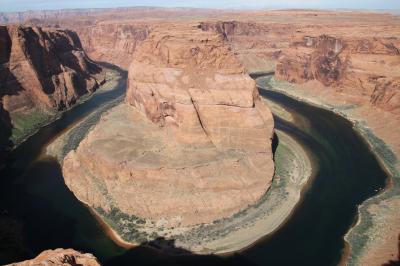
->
(0, 72, 388, 266)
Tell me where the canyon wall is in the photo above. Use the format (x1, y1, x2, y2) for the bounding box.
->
(71, 23, 150, 69)
(20, 19, 151, 69)
(199, 11, 400, 75)
(0, 25, 104, 151)
(276, 35, 400, 114)
(62, 24, 275, 232)
(199, 21, 288, 72)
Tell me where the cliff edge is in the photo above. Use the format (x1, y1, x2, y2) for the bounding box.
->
(0, 25, 105, 152)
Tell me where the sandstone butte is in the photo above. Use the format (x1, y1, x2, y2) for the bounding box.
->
(62, 24, 275, 229)
(8, 248, 100, 266)
(0, 25, 105, 152)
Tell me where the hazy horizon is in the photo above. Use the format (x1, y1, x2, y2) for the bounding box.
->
(0, 0, 399, 13)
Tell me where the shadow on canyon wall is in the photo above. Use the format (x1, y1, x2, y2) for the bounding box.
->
(0, 61, 126, 167)
(0, 69, 24, 157)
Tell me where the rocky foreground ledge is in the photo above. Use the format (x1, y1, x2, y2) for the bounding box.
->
(62, 24, 275, 245)
(7, 249, 100, 266)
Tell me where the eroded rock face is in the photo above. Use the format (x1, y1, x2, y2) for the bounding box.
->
(199, 21, 288, 72)
(73, 23, 150, 69)
(9, 248, 100, 266)
(0, 25, 104, 150)
(62, 25, 274, 229)
(276, 35, 347, 86)
(276, 35, 400, 113)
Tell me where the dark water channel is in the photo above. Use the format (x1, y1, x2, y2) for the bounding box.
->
(0, 73, 388, 266)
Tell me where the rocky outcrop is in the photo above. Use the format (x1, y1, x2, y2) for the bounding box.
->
(370, 78, 400, 113)
(72, 23, 150, 69)
(62, 24, 274, 231)
(276, 35, 347, 86)
(21, 18, 150, 69)
(276, 35, 400, 114)
(199, 21, 288, 72)
(8, 249, 100, 266)
(0, 25, 104, 151)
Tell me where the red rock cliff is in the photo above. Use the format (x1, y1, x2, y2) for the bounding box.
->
(73, 23, 150, 69)
(199, 21, 288, 72)
(276, 35, 400, 114)
(0, 25, 104, 151)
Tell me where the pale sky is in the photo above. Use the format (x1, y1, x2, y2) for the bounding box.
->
(0, 0, 399, 12)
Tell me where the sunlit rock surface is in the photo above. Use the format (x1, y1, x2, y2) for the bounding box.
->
(62, 24, 275, 228)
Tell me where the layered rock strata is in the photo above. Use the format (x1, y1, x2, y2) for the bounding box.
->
(9, 249, 100, 266)
(62, 25, 275, 229)
(72, 23, 150, 69)
(200, 12, 400, 74)
(276, 35, 400, 114)
(0, 25, 104, 150)
(199, 21, 286, 72)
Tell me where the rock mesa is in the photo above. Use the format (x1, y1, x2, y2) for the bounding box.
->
(62, 25, 275, 230)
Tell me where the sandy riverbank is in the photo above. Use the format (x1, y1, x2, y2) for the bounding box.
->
(173, 128, 315, 254)
(88, 207, 137, 250)
(46, 69, 124, 161)
(257, 75, 400, 266)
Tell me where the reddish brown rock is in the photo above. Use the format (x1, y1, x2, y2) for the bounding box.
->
(9, 248, 100, 266)
(276, 35, 347, 86)
(0, 25, 105, 150)
(62, 24, 275, 230)
(1, 25, 104, 112)
(73, 23, 150, 69)
(276, 35, 400, 114)
(199, 21, 288, 72)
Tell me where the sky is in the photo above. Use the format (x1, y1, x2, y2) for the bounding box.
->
(0, 0, 399, 12)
